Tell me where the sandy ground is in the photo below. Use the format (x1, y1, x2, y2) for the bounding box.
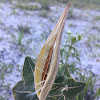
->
(0, 1, 100, 100)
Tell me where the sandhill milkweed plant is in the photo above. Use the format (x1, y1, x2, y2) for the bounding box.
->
(12, 3, 86, 100)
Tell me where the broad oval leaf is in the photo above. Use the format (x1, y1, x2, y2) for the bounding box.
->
(57, 64, 70, 78)
(23, 56, 35, 86)
(71, 37, 76, 45)
(12, 81, 38, 100)
(48, 76, 86, 100)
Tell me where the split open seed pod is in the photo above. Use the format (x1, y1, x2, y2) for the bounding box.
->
(34, 3, 70, 100)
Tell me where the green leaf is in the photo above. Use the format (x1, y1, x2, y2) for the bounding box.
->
(78, 35, 82, 41)
(94, 88, 100, 99)
(71, 37, 76, 45)
(60, 48, 65, 57)
(57, 64, 70, 78)
(12, 57, 38, 100)
(48, 76, 86, 100)
(83, 79, 90, 95)
(63, 78, 86, 100)
(23, 56, 35, 86)
(47, 95, 65, 100)
(48, 64, 86, 99)
(12, 81, 38, 100)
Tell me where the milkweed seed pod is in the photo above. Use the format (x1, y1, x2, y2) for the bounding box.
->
(34, 3, 70, 100)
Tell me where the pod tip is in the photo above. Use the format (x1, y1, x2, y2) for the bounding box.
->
(68, 2, 70, 7)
